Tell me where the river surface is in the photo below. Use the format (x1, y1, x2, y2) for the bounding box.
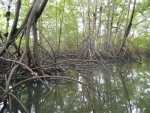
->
(1, 58, 150, 113)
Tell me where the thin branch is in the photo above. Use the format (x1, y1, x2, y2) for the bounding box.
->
(5, 64, 19, 92)
(0, 57, 33, 73)
(0, 75, 104, 106)
(9, 92, 29, 113)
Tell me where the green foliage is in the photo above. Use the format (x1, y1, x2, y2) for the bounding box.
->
(0, 4, 7, 32)
(136, 0, 150, 14)
(0, 0, 150, 54)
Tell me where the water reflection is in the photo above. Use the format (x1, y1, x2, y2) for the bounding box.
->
(1, 60, 150, 113)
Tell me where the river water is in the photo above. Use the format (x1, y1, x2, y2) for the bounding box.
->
(1, 58, 150, 113)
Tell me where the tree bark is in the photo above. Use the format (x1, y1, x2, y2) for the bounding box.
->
(116, 0, 136, 55)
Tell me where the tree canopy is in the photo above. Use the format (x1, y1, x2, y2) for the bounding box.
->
(0, 0, 149, 59)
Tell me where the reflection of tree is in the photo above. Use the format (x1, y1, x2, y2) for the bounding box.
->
(133, 62, 150, 113)
(3, 77, 104, 113)
(1, 61, 150, 113)
(119, 70, 132, 113)
(112, 65, 133, 113)
(90, 63, 134, 113)
(137, 94, 150, 113)
(103, 68, 111, 108)
(0, 81, 49, 113)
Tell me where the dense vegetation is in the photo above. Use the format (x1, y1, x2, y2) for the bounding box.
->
(0, 0, 150, 113)
(0, 0, 149, 59)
